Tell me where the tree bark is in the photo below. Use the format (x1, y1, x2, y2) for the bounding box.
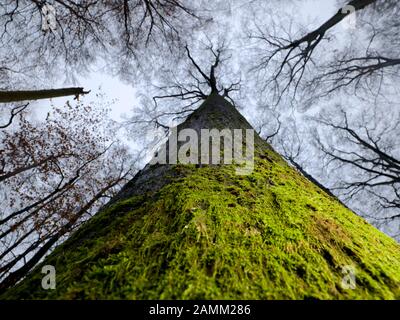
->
(0, 88, 89, 103)
(2, 93, 400, 300)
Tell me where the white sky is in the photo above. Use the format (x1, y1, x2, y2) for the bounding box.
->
(31, 73, 137, 123)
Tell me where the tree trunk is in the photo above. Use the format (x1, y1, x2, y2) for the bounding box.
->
(2, 93, 400, 299)
(0, 88, 89, 103)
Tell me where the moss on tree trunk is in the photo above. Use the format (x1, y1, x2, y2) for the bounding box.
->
(2, 93, 400, 299)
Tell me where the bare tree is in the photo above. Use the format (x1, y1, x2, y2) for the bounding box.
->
(311, 106, 400, 238)
(247, 0, 400, 105)
(0, 0, 203, 88)
(0, 101, 140, 291)
(125, 39, 241, 134)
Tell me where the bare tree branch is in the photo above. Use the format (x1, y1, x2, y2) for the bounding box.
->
(0, 103, 29, 128)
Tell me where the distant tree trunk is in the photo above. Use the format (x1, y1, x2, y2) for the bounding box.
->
(0, 88, 89, 103)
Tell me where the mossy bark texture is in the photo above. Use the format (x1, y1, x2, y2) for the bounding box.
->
(3, 94, 400, 299)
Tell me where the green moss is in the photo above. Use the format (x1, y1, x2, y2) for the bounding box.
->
(3, 154, 400, 300)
